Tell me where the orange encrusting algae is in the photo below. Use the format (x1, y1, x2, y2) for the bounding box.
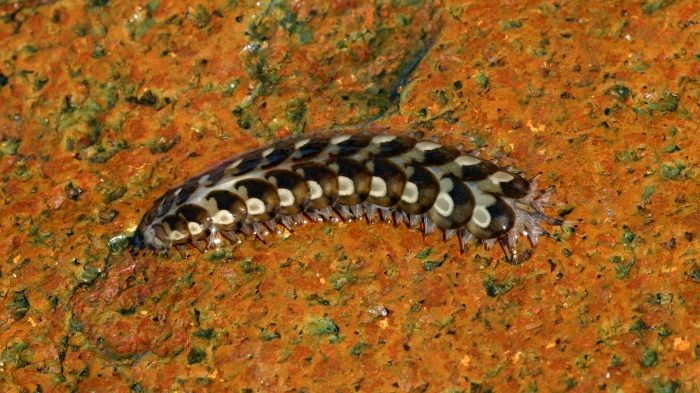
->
(1, 0, 699, 392)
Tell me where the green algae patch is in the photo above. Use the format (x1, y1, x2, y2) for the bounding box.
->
(483, 276, 515, 297)
(304, 316, 339, 336)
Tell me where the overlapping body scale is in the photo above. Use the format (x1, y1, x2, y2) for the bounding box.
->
(131, 130, 577, 262)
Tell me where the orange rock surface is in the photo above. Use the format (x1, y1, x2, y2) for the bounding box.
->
(1, 0, 699, 391)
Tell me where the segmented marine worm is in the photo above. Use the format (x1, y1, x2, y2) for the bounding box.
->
(130, 129, 577, 262)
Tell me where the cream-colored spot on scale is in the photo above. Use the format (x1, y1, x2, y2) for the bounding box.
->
(471, 205, 492, 228)
(213, 210, 235, 225)
(490, 171, 514, 185)
(236, 185, 250, 199)
(338, 176, 354, 196)
(401, 182, 419, 204)
(472, 187, 497, 207)
(295, 139, 311, 149)
(307, 181, 323, 200)
(331, 135, 351, 144)
(168, 230, 187, 242)
(262, 147, 275, 157)
(415, 141, 442, 151)
(188, 222, 203, 236)
(199, 196, 220, 215)
(433, 192, 454, 216)
(455, 155, 481, 166)
(278, 188, 295, 207)
(227, 158, 243, 169)
(370, 177, 388, 198)
(432, 177, 456, 216)
(246, 198, 266, 215)
(372, 135, 397, 144)
(439, 176, 455, 193)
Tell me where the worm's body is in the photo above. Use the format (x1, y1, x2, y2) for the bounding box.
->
(131, 130, 573, 261)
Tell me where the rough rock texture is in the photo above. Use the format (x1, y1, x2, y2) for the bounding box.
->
(1, 0, 698, 391)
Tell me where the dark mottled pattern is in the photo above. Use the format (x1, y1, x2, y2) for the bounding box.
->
(428, 175, 474, 229)
(205, 167, 226, 186)
(202, 190, 248, 231)
(230, 154, 263, 177)
(155, 192, 177, 219)
(471, 196, 515, 238)
(294, 138, 330, 161)
(265, 169, 309, 215)
(335, 134, 372, 156)
(420, 145, 461, 166)
(234, 179, 280, 222)
(261, 146, 295, 169)
(495, 174, 531, 199)
(455, 159, 499, 181)
(175, 181, 200, 206)
(176, 203, 209, 224)
(293, 162, 339, 209)
(161, 215, 189, 244)
(374, 135, 416, 157)
(332, 158, 373, 206)
(398, 164, 439, 215)
(365, 157, 407, 207)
